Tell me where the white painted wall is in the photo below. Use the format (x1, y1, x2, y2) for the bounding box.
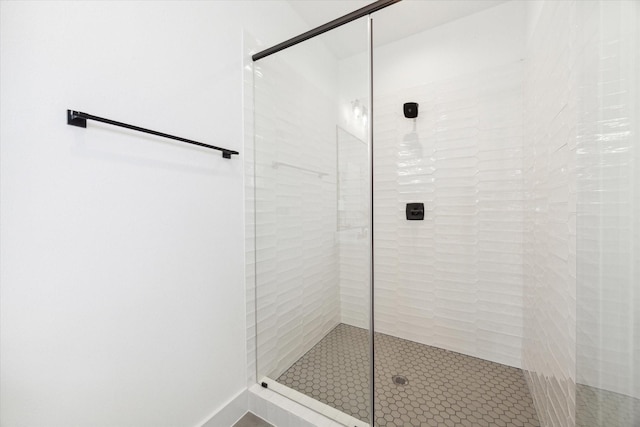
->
(0, 2, 312, 426)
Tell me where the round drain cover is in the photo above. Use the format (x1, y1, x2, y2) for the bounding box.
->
(392, 375, 408, 386)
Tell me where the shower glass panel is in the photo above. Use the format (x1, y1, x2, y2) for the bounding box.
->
(253, 16, 371, 425)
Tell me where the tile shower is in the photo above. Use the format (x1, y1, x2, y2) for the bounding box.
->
(247, 1, 639, 426)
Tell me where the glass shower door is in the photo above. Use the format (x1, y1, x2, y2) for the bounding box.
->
(253, 16, 372, 426)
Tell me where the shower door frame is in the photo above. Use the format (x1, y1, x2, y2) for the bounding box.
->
(250, 2, 396, 425)
(366, 15, 375, 427)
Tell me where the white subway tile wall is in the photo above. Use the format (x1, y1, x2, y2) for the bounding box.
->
(523, 1, 577, 426)
(575, 0, 640, 399)
(523, 2, 640, 426)
(337, 127, 370, 329)
(575, 0, 640, 418)
(253, 54, 341, 380)
(370, 62, 525, 369)
(244, 32, 258, 388)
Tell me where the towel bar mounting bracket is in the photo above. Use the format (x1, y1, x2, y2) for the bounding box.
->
(67, 110, 87, 128)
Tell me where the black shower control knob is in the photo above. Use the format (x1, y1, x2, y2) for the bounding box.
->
(406, 203, 424, 220)
(404, 102, 418, 118)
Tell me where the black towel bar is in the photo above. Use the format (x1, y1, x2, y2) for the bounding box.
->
(67, 110, 239, 159)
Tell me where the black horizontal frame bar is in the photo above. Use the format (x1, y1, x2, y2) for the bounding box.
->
(67, 110, 239, 159)
(252, 0, 401, 61)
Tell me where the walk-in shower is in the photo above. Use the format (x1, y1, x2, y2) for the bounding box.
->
(248, 1, 639, 426)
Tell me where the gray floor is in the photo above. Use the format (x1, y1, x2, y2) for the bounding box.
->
(232, 412, 273, 427)
(278, 323, 540, 426)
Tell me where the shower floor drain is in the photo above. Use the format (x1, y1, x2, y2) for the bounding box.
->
(392, 375, 408, 386)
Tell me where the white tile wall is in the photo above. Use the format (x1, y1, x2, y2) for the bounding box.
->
(575, 0, 640, 402)
(523, 2, 577, 426)
(252, 52, 341, 381)
(337, 126, 370, 329)
(370, 62, 525, 368)
(244, 32, 258, 389)
(523, 1, 640, 425)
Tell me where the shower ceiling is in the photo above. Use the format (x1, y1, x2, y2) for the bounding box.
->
(287, 0, 508, 58)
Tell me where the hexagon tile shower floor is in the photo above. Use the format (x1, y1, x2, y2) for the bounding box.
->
(277, 324, 540, 427)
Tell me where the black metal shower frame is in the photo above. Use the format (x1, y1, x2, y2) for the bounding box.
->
(251, 0, 400, 61)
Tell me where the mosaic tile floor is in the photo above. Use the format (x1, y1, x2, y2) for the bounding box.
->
(277, 323, 540, 426)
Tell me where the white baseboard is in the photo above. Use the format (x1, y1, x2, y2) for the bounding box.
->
(199, 389, 248, 427)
